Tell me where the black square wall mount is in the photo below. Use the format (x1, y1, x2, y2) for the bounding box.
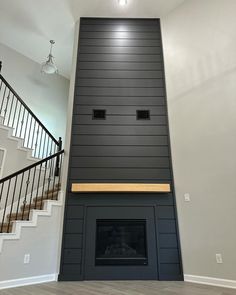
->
(93, 109, 106, 120)
(137, 110, 150, 120)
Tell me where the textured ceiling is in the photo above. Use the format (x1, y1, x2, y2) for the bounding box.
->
(0, 0, 185, 78)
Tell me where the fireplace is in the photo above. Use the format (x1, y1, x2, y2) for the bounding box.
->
(95, 219, 148, 266)
(59, 17, 183, 281)
(82, 206, 159, 280)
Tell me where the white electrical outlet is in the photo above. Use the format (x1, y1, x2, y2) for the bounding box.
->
(24, 254, 30, 264)
(184, 193, 191, 202)
(216, 253, 223, 264)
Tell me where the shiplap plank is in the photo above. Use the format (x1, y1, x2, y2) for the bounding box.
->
(78, 54, 162, 62)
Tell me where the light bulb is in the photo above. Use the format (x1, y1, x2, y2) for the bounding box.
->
(118, 0, 127, 6)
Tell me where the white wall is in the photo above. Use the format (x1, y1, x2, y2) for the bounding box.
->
(0, 203, 62, 282)
(0, 42, 69, 142)
(162, 0, 236, 281)
(0, 23, 78, 287)
(0, 32, 72, 287)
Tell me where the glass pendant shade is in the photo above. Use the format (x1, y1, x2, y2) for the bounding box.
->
(41, 40, 58, 74)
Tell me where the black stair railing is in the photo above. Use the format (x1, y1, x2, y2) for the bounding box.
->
(0, 150, 64, 233)
(0, 61, 61, 159)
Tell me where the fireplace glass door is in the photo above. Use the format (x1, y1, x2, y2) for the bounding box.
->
(95, 219, 147, 266)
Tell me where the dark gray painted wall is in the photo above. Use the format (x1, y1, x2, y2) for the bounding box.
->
(59, 18, 183, 281)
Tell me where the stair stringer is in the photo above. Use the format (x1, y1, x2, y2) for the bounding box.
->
(0, 190, 64, 253)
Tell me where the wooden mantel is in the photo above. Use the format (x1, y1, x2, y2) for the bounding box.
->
(71, 183, 171, 193)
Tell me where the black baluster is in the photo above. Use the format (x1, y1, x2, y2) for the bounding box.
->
(34, 163, 42, 210)
(3, 89, 11, 125)
(46, 158, 53, 200)
(12, 99, 18, 131)
(15, 103, 22, 137)
(7, 176, 18, 231)
(27, 115, 33, 148)
(0, 81, 3, 99)
(23, 112, 29, 147)
(15, 172, 25, 220)
(0, 80, 3, 105)
(7, 94, 14, 126)
(38, 127, 43, 158)
(0, 85, 7, 116)
(34, 124, 40, 158)
(42, 131, 47, 159)
(40, 160, 48, 209)
(56, 153, 63, 200)
(19, 108, 25, 138)
(0, 182, 4, 232)
(27, 167, 36, 220)
(1, 179, 11, 230)
(46, 135, 50, 157)
(0, 182, 4, 204)
(51, 156, 57, 198)
(31, 120, 36, 150)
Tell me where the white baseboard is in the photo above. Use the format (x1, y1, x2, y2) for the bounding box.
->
(0, 273, 57, 290)
(1, 273, 236, 290)
(184, 274, 236, 289)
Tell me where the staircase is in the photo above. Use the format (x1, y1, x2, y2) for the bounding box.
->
(0, 184, 60, 233)
(0, 63, 64, 239)
(0, 170, 62, 234)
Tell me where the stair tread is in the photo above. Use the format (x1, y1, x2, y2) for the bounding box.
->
(45, 185, 61, 195)
(0, 223, 13, 233)
(20, 200, 45, 211)
(0, 222, 13, 226)
(7, 211, 30, 218)
(33, 191, 59, 202)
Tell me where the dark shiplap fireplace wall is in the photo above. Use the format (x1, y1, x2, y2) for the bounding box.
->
(59, 18, 183, 281)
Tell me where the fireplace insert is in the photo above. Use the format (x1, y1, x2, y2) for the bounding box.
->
(95, 219, 148, 266)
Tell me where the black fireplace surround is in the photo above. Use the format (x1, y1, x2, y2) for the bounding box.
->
(59, 18, 183, 281)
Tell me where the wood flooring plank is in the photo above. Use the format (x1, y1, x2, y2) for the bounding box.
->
(1, 281, 235, 295)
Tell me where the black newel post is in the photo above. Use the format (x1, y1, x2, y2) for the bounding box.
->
(55, 137, 62, 176)
(0, 61, 2, 73)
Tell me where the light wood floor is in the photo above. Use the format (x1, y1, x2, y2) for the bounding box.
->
(0, 281, 236, 295)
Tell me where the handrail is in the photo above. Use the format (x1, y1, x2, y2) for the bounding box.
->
(0, 150, 64, 183)
(0, 74, 59, 145)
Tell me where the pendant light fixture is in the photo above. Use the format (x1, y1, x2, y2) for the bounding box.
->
(41, 40, 58, 74)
